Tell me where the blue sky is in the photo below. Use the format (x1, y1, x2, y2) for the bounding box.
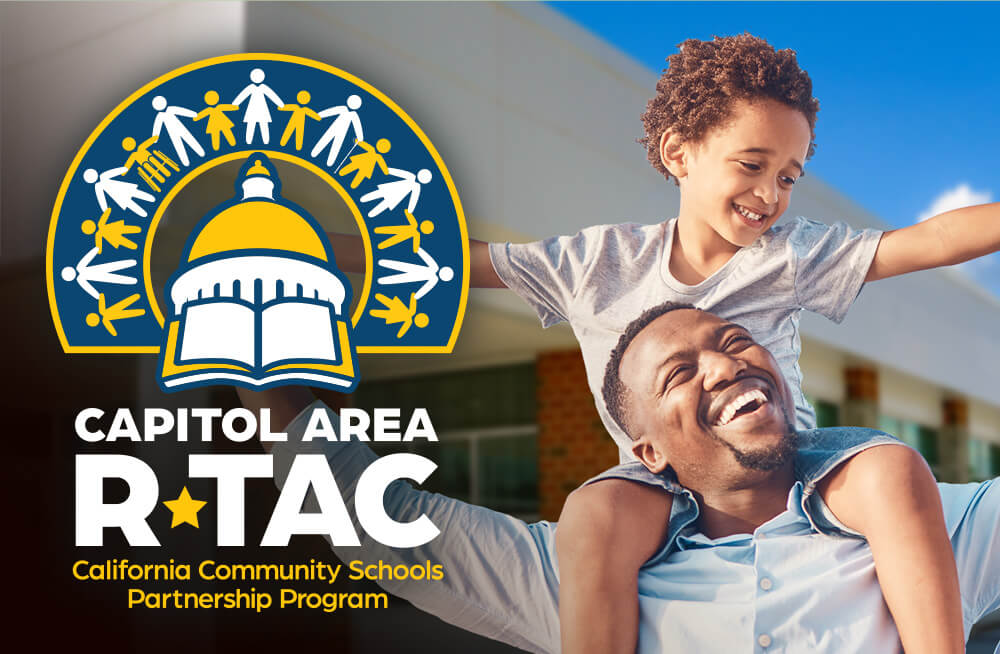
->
(549, 1, 1000, 297)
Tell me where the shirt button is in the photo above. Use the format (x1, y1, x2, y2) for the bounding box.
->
(758, 634, 772, 648)
(759, 577, 773, 591)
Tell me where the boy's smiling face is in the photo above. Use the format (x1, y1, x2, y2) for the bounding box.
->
(664, 99, 812, 248)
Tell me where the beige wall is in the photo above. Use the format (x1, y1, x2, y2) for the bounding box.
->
(3, 1, 999, 443)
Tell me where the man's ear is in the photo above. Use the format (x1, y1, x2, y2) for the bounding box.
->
(632, 436, 669, 475)
(659, 131, 687, 180)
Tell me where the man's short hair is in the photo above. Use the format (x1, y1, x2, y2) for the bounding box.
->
(639, 33, 820, 184)
(602, 301, 697, 438)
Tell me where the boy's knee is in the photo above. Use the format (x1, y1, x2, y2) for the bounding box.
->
(854, 443, 934, 489)
(558, 482, 623, 545)
(556, 479, 672, 567)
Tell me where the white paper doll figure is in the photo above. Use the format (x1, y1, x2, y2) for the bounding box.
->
(61, 247, 138, 299)
(376, 247, 454, 299)
(151, 95, 205, 167)
(231, 68, 284, 145)
(360, 168, 432, 218)
(83, 167, 155, 218)
(311, 94, 364, 168)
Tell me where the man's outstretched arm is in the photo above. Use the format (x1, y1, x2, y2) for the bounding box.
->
(238, 387, 560, 653)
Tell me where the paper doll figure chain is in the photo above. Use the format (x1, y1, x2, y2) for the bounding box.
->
(122, 135, 179, 193)
(370, 292, 428, 338)
(375, 210, 434, 254)
(83, 167, 155, 218)
(360, 167, 432, 218)
(193, 90, 239, 151)
(232, 68, 284, 145)
(81, 208, 140, 254)
(151, 95, 205, 167)
(86, 292, 145, 337)
(312, 94, 364, 168)
(61, 247, 138, 299)
(278, 90, 322, 151)
(338, 138, 391, 189)
(376, 246, 454, 300)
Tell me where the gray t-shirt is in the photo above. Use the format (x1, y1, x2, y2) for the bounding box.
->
(489, 216, 883, 459)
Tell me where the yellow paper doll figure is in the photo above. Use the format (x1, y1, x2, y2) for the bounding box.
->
(122, 135, 179, 193)
(85, 293, 145, 337)
(338, 138, 391, 189)
(278, 90, 322, 150)
(81, 208, 140, 254)
(193, 90, 239, 151)
(374, 210, 435, 254)
(369, 292, 428, 338)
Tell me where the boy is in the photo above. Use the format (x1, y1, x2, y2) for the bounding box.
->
(468, 34, 983, 653)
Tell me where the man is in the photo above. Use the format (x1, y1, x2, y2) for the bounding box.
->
(239, 304, 1000, 653)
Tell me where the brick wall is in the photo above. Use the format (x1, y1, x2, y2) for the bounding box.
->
(536, 349, 620, 521)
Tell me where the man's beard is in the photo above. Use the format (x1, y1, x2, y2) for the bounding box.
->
(727, 429, 798, 471)
(711, 418, 799, 472)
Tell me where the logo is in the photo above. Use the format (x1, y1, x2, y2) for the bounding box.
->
(46, 54, 468, 392)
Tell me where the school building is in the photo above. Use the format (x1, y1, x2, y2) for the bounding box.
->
(3, 2, 998, 651)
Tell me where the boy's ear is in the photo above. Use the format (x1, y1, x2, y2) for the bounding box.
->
(632, 436, 669, 475)
(659, 131, 687, 179)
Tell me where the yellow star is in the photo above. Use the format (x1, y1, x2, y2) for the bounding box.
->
(163, 487, 207, 528)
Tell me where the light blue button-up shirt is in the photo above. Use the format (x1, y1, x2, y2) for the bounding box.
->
(273, 401, 1000, 654)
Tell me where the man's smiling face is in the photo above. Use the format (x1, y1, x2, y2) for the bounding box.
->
(618, 308, 797, 488)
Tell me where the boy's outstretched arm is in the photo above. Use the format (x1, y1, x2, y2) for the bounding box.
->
(818, 444, 965, 654)
(867, 202, 1000, 281)
(469, 239, 506, 288)
(326, 232, 506, 288)
(556, 479, 672, 654)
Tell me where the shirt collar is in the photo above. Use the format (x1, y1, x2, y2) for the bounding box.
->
(675, 481, 812, 549)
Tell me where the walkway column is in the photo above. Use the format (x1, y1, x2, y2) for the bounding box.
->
(842, 366, 879, 430)
(536, 349, 619, 521)
(940, 397, 969, 483)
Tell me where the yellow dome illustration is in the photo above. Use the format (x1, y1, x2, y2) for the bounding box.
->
(185, 154, 329, 262)
(187, 202, 328, 261)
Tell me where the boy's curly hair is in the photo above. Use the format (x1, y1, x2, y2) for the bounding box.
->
(640, 34, 819, 184)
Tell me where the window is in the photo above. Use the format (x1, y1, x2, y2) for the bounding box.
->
(969, 439, 1000, 481)
(879, 415, 939, 467)
(805, 396, 840, 428)
(417, 426, 539, 517)
(355, 363, 539, 518)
